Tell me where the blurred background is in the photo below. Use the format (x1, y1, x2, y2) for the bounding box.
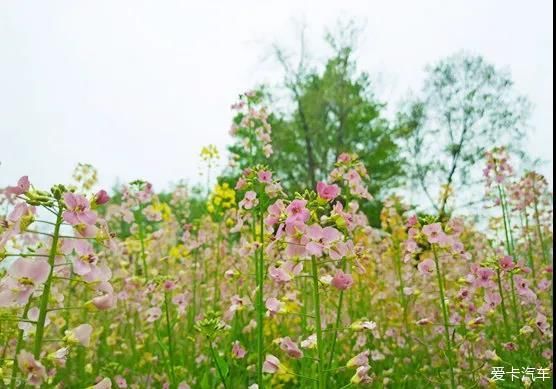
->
(0, 0, 553, 223)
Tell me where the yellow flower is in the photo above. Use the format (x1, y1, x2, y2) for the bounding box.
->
(200, 144, 220, 160)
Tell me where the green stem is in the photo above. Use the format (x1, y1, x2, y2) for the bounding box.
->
(137, 207, 148, 281)
(10, 300, 32, 389)
(164, 292, 176, 385)
(311, 256, 325, 389)
(498, 185, 521, 328)
(522, 212, 536, 281)
(325, 259, 347, 384)
(209, 341, 228, 389)
(255, 212, 265, 388)
(33, 205, 63, 359)
(432, 246, 456, 389)
(533, 201, 549, 264)
(393, 243, 409, 330)
(495, 268, 510, 338)
(214, 223, 222, 306)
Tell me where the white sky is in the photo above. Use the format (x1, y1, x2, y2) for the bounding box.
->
(0, 0, 553, 193)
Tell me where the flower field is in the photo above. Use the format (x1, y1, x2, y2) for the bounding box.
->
(0, 93, 553, 389)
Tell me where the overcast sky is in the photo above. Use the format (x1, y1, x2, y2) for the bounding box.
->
(0, 0, 553, 193)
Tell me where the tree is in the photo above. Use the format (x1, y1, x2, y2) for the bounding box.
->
(262, 24, 408, 225)
(399, 52, 530, 218)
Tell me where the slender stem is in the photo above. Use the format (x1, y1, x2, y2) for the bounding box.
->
(533, 201, 549, 264)
(522, 212, 536, 281)
(256, 211, 265, 388)
(393, 242, 409, 330)
(497, 186, 513, 256)
(498, 185, 520, 327)
(164, 292, 176, 385)
(325, 259, 346, 384)
(283, 370, 319, 381)
(311, 256, 325, 389)
(2, 253, 50, 258)
(495, 268, 510, 338)
(10, 300, 32, 389)
(137, 206, 148, 281)
(209, 341, 228, 389)
(432, 246, 456, 389)
(33, 205, 63, 359)
(214, 223, 221, 306)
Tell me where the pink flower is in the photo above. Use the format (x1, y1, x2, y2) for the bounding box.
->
(146, 307, 162, 322)
(535, 313, 550, 333)
(265, 297, 283, 315)
(331, 270, 353, 290)
(285, 199, 310, 224)
(503, 342, 518, 351)
(239, 191, 258, 210)
(63, 192, 97, 225)
(422, 223, 445, 244)
(278, 337, 303, 359)
(347, 350, 370, 368)
(473, 267, 496, 289)
(351, 365, 373, 384)
(515, 276, 537, 302)
(446, 218, 464, 235)
(94, 190, 110, 206)
(338, 153, 351, 163)
(163, 280, 176, 291)
(226, 295, 248, 319)
(265, 182, 281, 198)
(305, 224, 347, 260)
(350, 320, 377, 331)
(8, 203, 35, 225)
(0, 203, 36, 248)
(331, 201, 356, 231)
(263, 144, 273, 158)
(262, 354, 281, 374)
(417, 258, 435, 276)
(300, 334, 317, 349)
(5, 176, 30, 196)
(268, 261, 302, 284)
(0, 258, 50, 306)
(114, 375, 128, 388)
(283, 222, 309, 258)
(71, 241, 100, 277)
(499, 256, 515, 271)
(68, 324, 93, 347)
(484, 291, 501, 309)
(91, 282, 116, 310)
(93, 378, 112, 389)
(406, 215, 418, 227)
(265, 200, 285, 226)
(405, 239, 418, 253)
(258, 170, 272, 184)
(232, 341, 247, 359)
(172, 293, 188, 314)
(235, 177, 247, 190)
(316, 181, 340, 201)
(17, 350, 46, 386)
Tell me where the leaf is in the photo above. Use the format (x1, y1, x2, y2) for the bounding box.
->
(200, 372, 210, 389)
(215, 354, 230, 378)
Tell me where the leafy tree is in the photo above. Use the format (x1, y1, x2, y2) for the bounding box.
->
(399, 52, 530, 218)
(270, 28, 406, 197)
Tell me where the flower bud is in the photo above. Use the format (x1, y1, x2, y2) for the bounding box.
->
(93, 190, 110, 206)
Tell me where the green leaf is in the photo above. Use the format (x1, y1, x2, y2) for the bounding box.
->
(215, 354, 230, 378)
